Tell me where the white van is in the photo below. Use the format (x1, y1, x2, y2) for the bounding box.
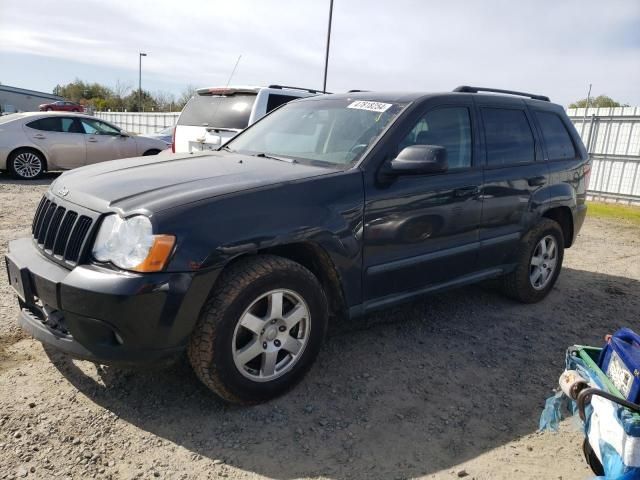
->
(172, 85, 319, 153)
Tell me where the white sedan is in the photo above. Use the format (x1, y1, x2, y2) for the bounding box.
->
(0, 112, 168, 180)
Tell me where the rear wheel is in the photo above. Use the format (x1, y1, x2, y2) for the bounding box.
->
(8, 149, 45, 180)
(143, 149, 161, 156)
(500, 218, 564, 303)
(188, 255, 328, 404)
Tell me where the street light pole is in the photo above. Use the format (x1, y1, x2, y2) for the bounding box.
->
(322, 0, 334, 93)
(139, 52, 147, 112)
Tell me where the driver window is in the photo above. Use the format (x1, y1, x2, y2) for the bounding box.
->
(399, 107, 472, 169)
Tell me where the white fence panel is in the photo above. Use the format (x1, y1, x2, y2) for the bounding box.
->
(95, 112, 180, 135)
(568, 109, 640, 204)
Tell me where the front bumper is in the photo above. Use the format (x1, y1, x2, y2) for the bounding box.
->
(5, 237, 218, 365)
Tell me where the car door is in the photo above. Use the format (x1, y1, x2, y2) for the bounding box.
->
(80, 118, 138, 164)
(24, 116, 86, 169)
(363, 99, 483, 304)
(475, 99, 549, 270)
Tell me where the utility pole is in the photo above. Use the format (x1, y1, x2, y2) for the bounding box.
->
(139, 52, 147, 112)
(580, 83, 592, 140)
(322, 0, 334, 93)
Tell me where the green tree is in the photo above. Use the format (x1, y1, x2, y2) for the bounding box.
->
(123, 90, 158, 112)
(569, 95, 628, 109)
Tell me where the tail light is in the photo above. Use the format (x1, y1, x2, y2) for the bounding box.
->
(171, 126, 176, 153)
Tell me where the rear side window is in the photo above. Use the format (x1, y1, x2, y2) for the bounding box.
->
(27, 117, 62, 132)
(266, 94, 296, 113)
(178, 93, 257, 129)
(481, 108, 535, 166)
(534, 111, 576, 160)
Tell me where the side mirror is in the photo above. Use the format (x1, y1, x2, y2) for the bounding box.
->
(387, 145, 448, 175)
(119, 130, 130, 137)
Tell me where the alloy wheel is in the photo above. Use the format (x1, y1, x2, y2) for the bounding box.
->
(232, 289, 311, 382)
(529, 235, 558, 290)
(13, 152, 43, 179)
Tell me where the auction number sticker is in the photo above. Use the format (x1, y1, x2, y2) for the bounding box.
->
(347, 101, 393, 113)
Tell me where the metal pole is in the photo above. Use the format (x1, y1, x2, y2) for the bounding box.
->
(586, 114, 596, 154)
(581, 83, 592, 134)
(322, 0, 334, 93)
(139, 52, 147, 112)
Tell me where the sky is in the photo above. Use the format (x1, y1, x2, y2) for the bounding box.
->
(1, 0, 639, 107)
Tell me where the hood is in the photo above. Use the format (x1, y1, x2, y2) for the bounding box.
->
(50, 151, 334, 214)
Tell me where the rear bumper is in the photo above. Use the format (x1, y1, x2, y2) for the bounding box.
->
(6, 237, 218, 365)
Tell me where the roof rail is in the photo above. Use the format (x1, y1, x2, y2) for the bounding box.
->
(453, 85, 550, 102)
(268, 85, 329, 94)
(347, 89, 370, 93)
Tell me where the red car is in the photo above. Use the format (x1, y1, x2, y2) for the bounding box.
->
(38, 101, 84, 112)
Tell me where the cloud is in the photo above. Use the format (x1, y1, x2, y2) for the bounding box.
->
(1, 0, 639, 105)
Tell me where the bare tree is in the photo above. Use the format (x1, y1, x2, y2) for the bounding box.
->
(153, 91, 178, 112)
(177, 85, 198, 109)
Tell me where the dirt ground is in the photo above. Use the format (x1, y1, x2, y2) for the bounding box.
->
(1, 173, 639, 480)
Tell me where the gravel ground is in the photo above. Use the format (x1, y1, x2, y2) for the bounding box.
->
(1, 172, 639, 480)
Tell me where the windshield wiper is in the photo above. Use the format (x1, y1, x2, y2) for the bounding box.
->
(254, 152, 297, 163)
(220, 145, 234, 152)
(205, 126, 240, 133)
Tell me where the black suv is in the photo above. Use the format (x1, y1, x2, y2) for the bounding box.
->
(5, 86, 590, 404)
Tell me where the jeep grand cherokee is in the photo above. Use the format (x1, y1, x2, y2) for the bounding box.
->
(5, 86, 590, 404)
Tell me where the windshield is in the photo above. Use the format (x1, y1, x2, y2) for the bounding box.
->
(225, 97, 406, 166)
(178, 93, 257, 129)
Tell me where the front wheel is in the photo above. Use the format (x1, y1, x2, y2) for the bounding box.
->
(500, 218, 564, 303)
(188, 255, 328, 404)
(8, 149, 45, 180)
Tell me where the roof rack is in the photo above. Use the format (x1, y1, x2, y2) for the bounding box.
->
(453, 85, 550, 102)
(347, 89, 370, 93)
(268, 85, 328, 94)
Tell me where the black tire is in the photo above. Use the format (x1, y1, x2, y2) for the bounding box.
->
(500, 218, 564, 303)
(8, 149, 46, 180)
(143, 149, 161, 156)
(188, 255, 328, 404)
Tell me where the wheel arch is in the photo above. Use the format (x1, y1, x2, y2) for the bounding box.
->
(215, 241, 348, 321)
(541, 205, 574, 247)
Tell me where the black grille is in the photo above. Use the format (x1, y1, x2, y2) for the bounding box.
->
(31, 196, 94, 266)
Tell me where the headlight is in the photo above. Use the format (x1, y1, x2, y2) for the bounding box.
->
(92, 214, 175, 272)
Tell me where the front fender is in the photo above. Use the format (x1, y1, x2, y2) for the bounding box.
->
(155, 170, 365, 307)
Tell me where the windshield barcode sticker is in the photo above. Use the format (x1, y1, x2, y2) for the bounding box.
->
(347, 101, 392, 113)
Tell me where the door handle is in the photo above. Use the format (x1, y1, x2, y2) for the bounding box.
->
(33, 134, 46, 139)
(87, 137, 98, 143)
(528, 176, 546, 187)
(454, 185, 480, 198)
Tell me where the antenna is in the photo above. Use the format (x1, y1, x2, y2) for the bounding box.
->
(205, 55, 243, 129)
(225, 55, 242, 88)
